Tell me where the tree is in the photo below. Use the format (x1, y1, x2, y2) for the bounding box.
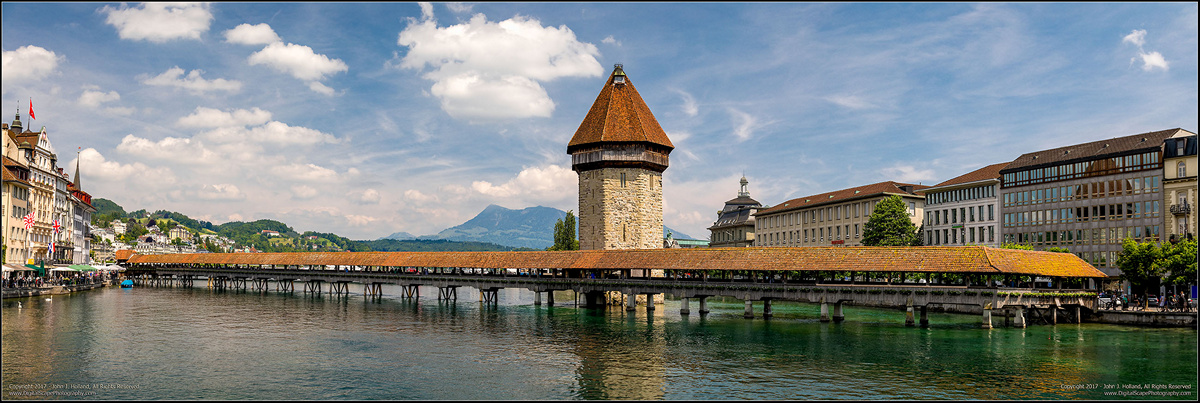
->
(862, 195, 919, 246)
(548, 210, 579, 251)
(1160, 239, 1197, 287)
(1116, 237, 1163, 296)
(999, 242, 1034, 250)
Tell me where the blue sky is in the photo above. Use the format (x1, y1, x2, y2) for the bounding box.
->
(3, 2, 1196, 240)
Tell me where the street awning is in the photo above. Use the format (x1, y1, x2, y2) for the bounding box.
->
(49, 267, 78, 272)
(3, 264, 34, 272)
(69, 264, 97, 272)
(24, 264, 46, 276)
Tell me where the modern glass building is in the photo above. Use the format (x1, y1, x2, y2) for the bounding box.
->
(998, 128, 1194, 280)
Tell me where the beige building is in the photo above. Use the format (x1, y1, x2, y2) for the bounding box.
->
(569, 65, 673, 251)
(1163, 133, 1197, 242)
(2, 123, 34, 264)
(708, 176, 764, 248)
(753, 181, 929, 247)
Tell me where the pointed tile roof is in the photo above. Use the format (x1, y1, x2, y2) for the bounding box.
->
(568, 65, 674, 153)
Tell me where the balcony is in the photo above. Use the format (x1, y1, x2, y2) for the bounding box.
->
(1170, 203, 1192, 215)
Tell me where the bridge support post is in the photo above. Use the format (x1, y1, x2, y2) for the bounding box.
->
(584, 291, 604, 308)
(820, 299, 830, 323)
(547, 291, 555, 307)
(763, 299, 773, 318)
(905, 300, 915, 327)
(832, 302, 844, 323)
(1013, 307, 1026, 328)
(919, 306, 929, 327)
(698, 296, 709, 315)
(1073, 306, 1081, 324)
(680, 297, 690, 315)
(401, 285, 419, 299)
(644, 294, 653, 311)
(480, 288, 499, 305)
(625, 292, 637, 312)
(982, 307, 993, 329)
(438, 286, 457, 301)
(277, 280, 294, 293)
(534, 291, 542, 306)
(744, 300, 754, 319)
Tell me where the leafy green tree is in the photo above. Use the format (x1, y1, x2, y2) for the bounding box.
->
(999, 242, 1034, 250)
(548, 210, 579, 251)
(1160, 239, 1197, 286)
(862, 195, 919, 246)
(1044, 247, 1070, 253)
(1116, 237, 1163, 296)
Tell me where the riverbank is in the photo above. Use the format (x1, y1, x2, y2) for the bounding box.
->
(1, 281, 112, 299)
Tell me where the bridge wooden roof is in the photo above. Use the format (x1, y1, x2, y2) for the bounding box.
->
(126, 246, 1107, 278)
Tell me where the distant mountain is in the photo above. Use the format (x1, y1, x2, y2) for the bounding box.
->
(405, 204, 697, 249)
(379, 231, 416, 240)
(664, 226, 697, 241)
(418, 205, 564, 249)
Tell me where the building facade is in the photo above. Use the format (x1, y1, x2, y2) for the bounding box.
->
(69, 158, 96, 264)
(999, 128, 1192, 278)
(2, 124, 34, 264)
(922, 163, 1007, 247)
(569, 65, 674, 250)
(753, 181, 928, 247)
(1163, 134, 1197, 242)
(708, 176, 763, 248)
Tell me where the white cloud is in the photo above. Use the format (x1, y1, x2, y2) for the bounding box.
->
(100, 3, 213, 43)
(116, 134, 216, 164)
(144, 66, 242, 93)
(1122, 29, 1146, 47)
(471, 164, 576, 203)
(1138, 51, 1169, 72)
(826, 95, 876, 110)
(354, 188, 382, 205)
(602, 35, 621, 46)
(177, 107, 272, 128)
(397, 13, 603, 120)
(674, 89, 698, 117)
(445, 3, 473, 14)
(269, 163, 340, 182)
(881, 164, 937, 184)
(1122, 29, 1169, 72)
(201, 121, 339, 146)
(224, 23, 281, 45)
(308, 81, 336, 95)
(192, 184, 246, 201)
(2, 45, 61, 82)
(419, 2, 435, 20)
(430, 73, 555, 119)
(291, 185, 318, 200)
(729, 108, 765, 142)
(248, 42, 348, 81)
(78, 89, 120, 108)
(404, 189, 438, 203)
(346, 214, 378, 227)
(76, 148, 176, 183)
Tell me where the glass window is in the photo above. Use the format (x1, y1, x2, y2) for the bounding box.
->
(1180, 162, 1188, 178)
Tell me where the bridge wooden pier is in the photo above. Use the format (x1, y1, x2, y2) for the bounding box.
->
(120, 246, 1108, 328)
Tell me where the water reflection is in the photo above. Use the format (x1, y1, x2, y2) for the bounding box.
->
(2, 285, 1196, 400)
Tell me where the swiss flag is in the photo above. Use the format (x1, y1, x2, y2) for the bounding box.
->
(29, 98, 35, 120)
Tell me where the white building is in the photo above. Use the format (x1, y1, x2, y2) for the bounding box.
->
(923, 163, 1008, 247)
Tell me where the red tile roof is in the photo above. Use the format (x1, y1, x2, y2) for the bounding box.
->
(2, 165, 30, 186)
(567, 66, 674, 153)
(124, 246, 1106, 278)
(755, 181, 930, 216)
(929, 162, 1009, 189)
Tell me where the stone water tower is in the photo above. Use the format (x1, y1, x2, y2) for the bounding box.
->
(568, 65, 674, 250)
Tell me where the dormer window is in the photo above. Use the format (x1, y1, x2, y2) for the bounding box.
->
(614, 75, 625, 85)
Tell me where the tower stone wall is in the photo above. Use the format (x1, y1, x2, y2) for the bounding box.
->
(578, 168, 664, 250)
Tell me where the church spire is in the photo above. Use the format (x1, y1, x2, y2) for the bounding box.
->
(74, 148, 81, 189)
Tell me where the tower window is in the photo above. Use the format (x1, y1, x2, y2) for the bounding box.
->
(621, 173, 627, 187)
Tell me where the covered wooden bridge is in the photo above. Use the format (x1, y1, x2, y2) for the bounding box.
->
(124, 246, 1107, 327)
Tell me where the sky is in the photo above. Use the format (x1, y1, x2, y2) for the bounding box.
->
(2, 2, 1197, 241)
